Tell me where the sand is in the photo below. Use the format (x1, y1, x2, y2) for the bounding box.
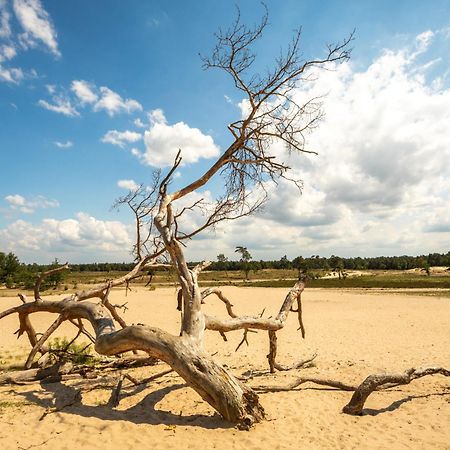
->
(0, 286, 449, 449)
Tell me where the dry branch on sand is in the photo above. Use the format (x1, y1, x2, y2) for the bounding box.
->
(253, 366, 450, 416)
(0, 6, 447, 430)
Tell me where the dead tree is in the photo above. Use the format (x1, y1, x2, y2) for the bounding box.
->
(0, 9, 353, 428)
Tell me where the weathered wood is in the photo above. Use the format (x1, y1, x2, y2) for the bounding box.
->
(108, 375, 125, 407)
(25, 315, 65, 368)
(0, 362, 73, 385)
(254, 376, 357, 393)
(342, 366, 450, 415)
(34, 264, 70, 301)
(1, 297, 265, 427)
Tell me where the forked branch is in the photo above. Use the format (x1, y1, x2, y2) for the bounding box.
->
(34, 263, 70, 300)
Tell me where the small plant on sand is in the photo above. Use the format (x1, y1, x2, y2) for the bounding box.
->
(48, 337, 96, 365)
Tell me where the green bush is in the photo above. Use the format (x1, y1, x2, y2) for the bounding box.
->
(5, 275, 14, 289)
(48, 337, 96, 365)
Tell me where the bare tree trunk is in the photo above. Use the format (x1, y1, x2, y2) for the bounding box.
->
(1, 296, 264, 428)
(150, 194, 266, 427)
(165, 340, 264, 427)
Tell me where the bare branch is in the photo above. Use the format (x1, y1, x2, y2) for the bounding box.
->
(343, 367, 450, 415)
(201, 287, 238, 318)
(25, 315, 65, 368)
(34, 263, 70, 300)
(254, 376, 357, 393)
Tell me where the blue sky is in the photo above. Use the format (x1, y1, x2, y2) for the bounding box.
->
(1, 0, 450, 263)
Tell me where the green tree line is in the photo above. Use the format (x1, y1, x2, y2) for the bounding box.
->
(208, 252, 450, 272)
(1, 251, 449, 289)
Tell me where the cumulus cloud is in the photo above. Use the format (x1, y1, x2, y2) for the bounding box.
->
(38, 80, 142, 117)
(212, 31, 450, 258)
(0, 0, 12, 39)
(133, 118, 146, 128)
(0, 43, 16, 61)
(173, 31, 450, 260)
(148, 108, 166, 125)
(0, 64, 22, 82)
(12, 0, 59, 56)
(0, 0, 59, 83)
(4, 194, 59, 214)
(101, 130, 142, 148)
(117, 179, 139, 191)
(38, 97, 79, 117)
(0, 213, 133, 262)
(297, 45, 450, 213)
(93, 87, 142, 116)
(54, 140, 73, 148)
(140, 109, 220, 167)
(4, 30, 449, 262)
(5, 193, 25, 206)
(71, 80, 98, 104)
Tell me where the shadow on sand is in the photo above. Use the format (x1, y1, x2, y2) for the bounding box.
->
(15, 379, 234, 430)
(362, 391, 450, 416)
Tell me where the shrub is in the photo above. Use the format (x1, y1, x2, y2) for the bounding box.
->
(48, 337, 96, 365)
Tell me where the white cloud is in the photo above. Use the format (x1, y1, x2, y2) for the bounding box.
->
(154, 30, 450, 261)
(415, 30, 434, 54)
(5, 194, 59, 214)
(45, 83, 55, 94)
(117, 179, 139, 191)
(5, 194, 25, 206)
(0, 43, 16, 61)
(101, 129, 142, 148)
(71, 80, 98, 104)
(0, 64, 23, 83)
(0, 0, 57, 84)
(39, 81, 143, 118)
(141, 109, 220, 167)
(0, 213, 133, 262)
(93, 86, 142, 116)
(148, 108, 166, 125)
(224, 94, 233, 104)
(130, 147, 142, 157)
(295, 46, 450, 213)
(3, 30, 449, 262)
(54, 140, 73, 149)
(38, 97, 79, 117)
(12, 0, 59, 57)
(134, 118, 146, 128)
(199, 30, 450, 259)
(0, 0, 11, 38)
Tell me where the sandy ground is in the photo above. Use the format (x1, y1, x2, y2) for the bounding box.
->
(0, 286, 449, 450)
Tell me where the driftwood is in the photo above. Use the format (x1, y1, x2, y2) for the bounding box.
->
(0, 362, 73, 385)
(342, 367, 450, 415)
(0, 356, 159, 386)
(253, 366, 449, 414)
(254, 375, 357, 393)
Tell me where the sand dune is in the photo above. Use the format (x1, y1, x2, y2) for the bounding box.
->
(1, 286, 449, 449)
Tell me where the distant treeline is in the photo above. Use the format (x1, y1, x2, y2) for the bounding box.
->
(0, 256, 138, 289)
(206, 252, 450, 272)
(1, 251, 449, 289)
